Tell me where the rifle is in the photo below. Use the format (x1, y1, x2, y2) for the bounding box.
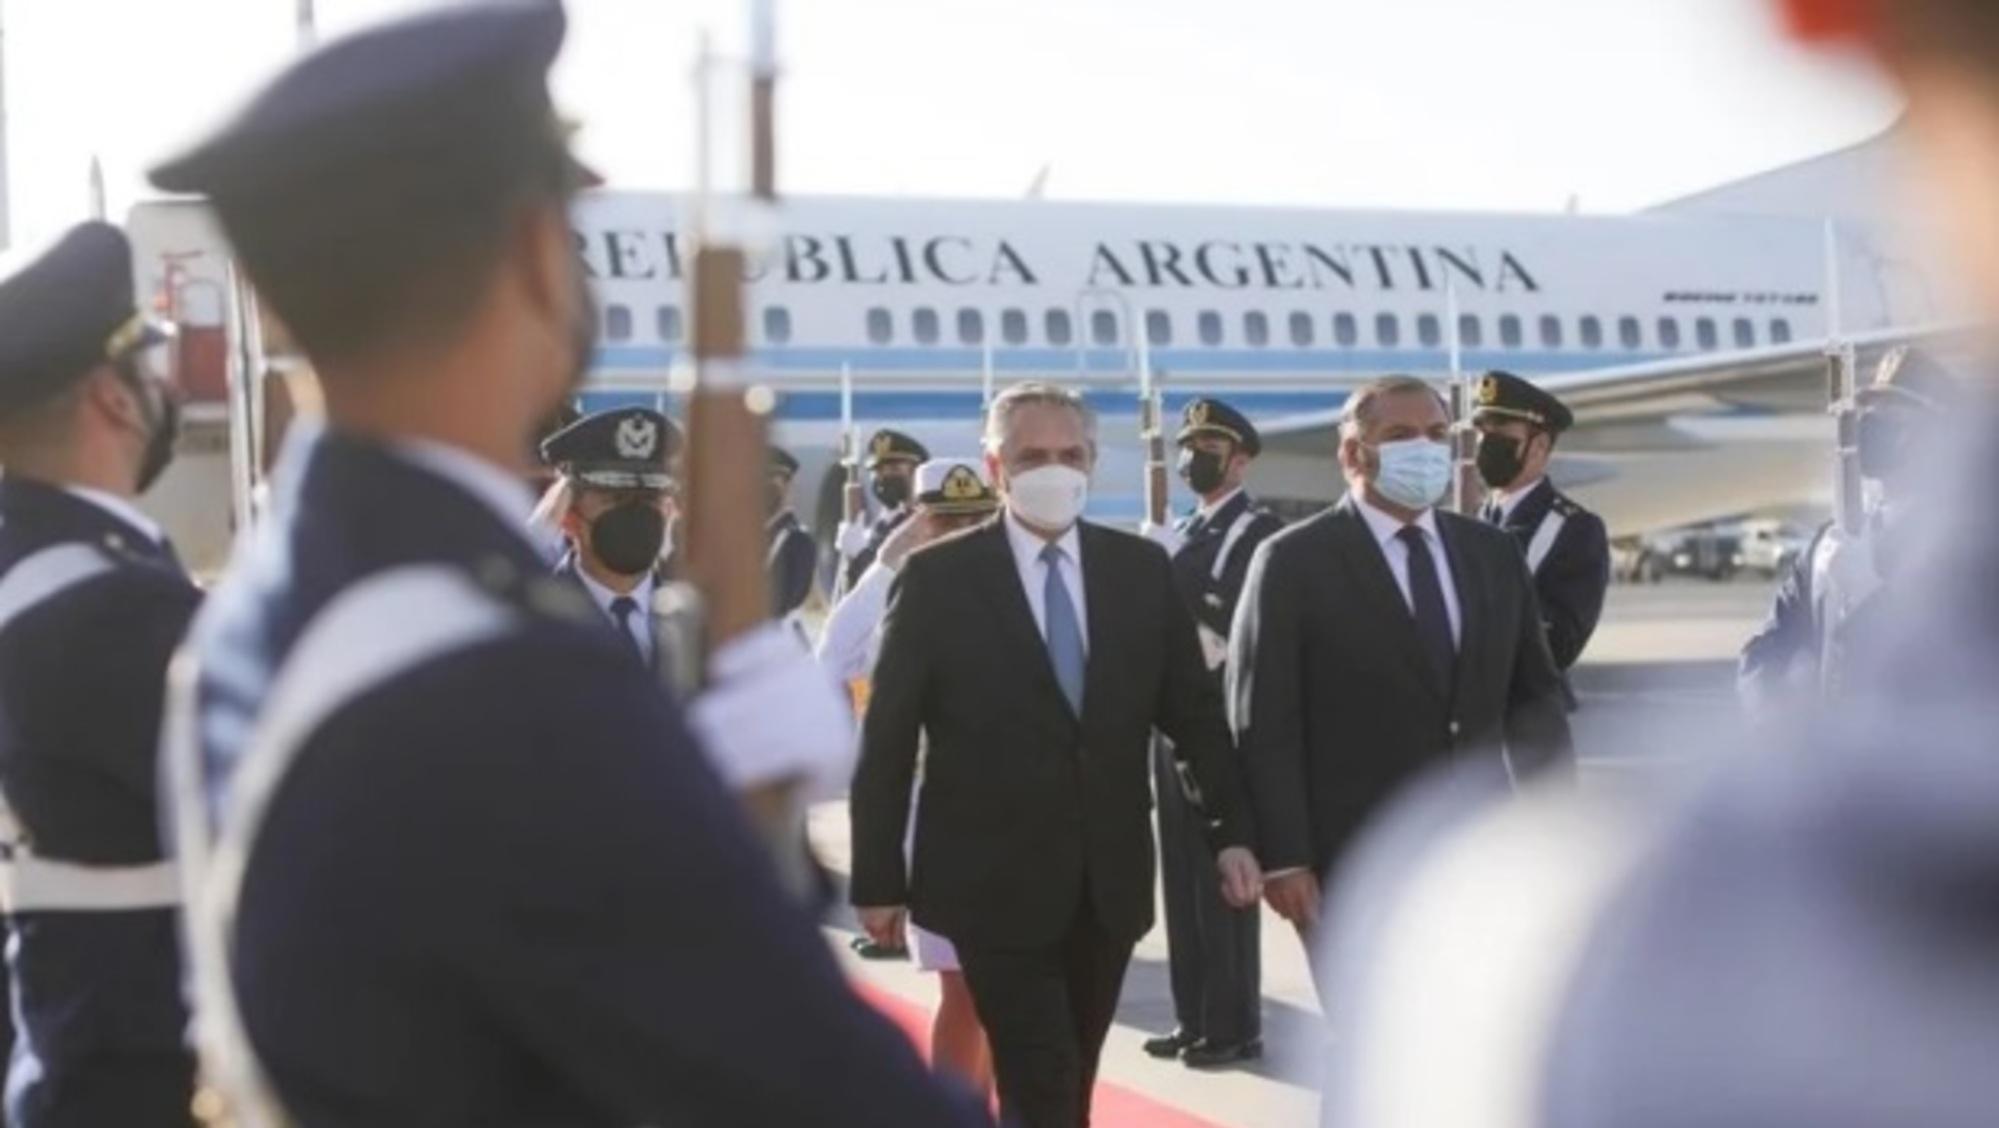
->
(840, 361, 863, 527)
(1823, 221, 1865, 537)
(1138, 338, 1168, 529)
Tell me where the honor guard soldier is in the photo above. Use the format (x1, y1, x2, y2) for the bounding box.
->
(766, 446, 818, 618)
(541, 406, 681, 673)
(836, 428, 930, 591)
(0, 223, 197, 1126)
(1471, 371, 1610, 682)
(1142, 397, 1284, 1069)
(149, 4, 985, 1125)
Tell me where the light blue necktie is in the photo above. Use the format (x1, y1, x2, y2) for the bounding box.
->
(1041, 542, 1087, 715)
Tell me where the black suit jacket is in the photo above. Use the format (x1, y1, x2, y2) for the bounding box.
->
(851, 517, 1252, 949)
(1228, 498, 1572, 876)
(1489, 479, 1610, 671)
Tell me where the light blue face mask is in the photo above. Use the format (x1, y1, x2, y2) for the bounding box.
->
(1371, 438, 1452, 511)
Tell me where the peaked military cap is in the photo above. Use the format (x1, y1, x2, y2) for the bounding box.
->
(148, 0, 585, 201)
(914, 458, 999, 516)
(1473, 370, 1574, 433)
(1860, 346, 1960, 410)
(1175, 397, 1261, 456)
(540, 407, 679, 491)
(770, 447, 801, 478)
(0, 222, 171, 417)
(864, 428, 930, 469)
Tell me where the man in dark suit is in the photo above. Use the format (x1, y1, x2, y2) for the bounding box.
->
(0, 223, 197, 1127)
(151, 5, 986, 1124)
(852, 381, 1264, 1128)
(1229, 374, 1571, 941)
(1141, 397, 1285, 1069)
(766, 446, 818, 618)
(837, 427, 929, 591)
(1471, 371, 1611, 681)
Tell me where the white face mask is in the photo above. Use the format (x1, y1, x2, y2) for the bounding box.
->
(1005, 464, 1090, 531)
(1370, 438, 1452, 511)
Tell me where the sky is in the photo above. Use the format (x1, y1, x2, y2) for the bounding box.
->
(3, 0, 1901, 251)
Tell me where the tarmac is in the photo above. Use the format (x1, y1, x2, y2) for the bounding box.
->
(813, 577, 1778, 1127)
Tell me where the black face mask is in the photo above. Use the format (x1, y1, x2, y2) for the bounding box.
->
(1855, 407, 1912, 483)
(120, 365, 180, 493)
(1177, 447, 1228, 495)
(589, 501, 666, 577)
(872, 472, 912, 509)
(1475, 433, 1526, 491)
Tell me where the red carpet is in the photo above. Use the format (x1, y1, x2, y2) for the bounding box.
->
(857, 983, 1226, 1128)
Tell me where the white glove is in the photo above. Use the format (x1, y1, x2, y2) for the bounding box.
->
(1139, 520, 1184, 557)
(834, 519, 872, 558)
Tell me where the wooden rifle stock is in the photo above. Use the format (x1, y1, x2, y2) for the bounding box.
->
(683, 246, 771, 652)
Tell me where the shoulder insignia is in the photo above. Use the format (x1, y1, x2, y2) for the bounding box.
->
(1551, 494, 1581, 517)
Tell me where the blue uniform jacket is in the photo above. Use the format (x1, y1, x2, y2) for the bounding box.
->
(186, 431, 984, 1127)
(0, 477, 199, 1127)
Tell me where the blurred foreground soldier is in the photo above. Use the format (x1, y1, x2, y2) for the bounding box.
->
(766, 446, 816, 618)
(1319, 6, 1999, 1126)
(852, 382, 1262, 1128)
(819, 458, 999, 1094)
(151, 5, 985, 1125)
(1229, 375, 1570, 963)
(1739, 347, 1958, 711)
(541, 406, 681, 673)
(0, 223, 194, 1126)
(1142, 398, 1282, 1069)
(1471, 371, 1609, 687)
(835, 428, 929, 590)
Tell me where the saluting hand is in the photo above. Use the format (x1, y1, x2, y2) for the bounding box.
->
(857, 905, 908, 951)
(1216, 846, 1263, 909)
(878, 510, 951, 570)
(1263, 870, 1321, 930)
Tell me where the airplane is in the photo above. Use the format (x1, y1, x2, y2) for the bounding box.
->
(124, 126, 1948, 575)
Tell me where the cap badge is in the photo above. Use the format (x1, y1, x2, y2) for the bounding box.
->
(940, 465, 985, 501)
(1188, 401, 1211, 426)
(615, 415, 659, 460)
(872, 433, 895, 459)
(1478, 375, 1500, 406)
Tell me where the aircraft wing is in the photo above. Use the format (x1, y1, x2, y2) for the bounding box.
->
(1260, 321, 1975, 459)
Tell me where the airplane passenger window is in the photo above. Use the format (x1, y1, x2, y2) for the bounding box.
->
(1499, 315, 1522, 348)
(1091, 309, 1120, 346)
(1046, 309, 1074, 346)
(1001, 309, 1028, 346)
(605, 304, 633, 343)
(866, 307, 894, 345)
(1579, 316, 1604, 349)
(1243, 311, 1270, 347)
(1539, 315, 1563, 348)
(656, 305, 684, 343)
(1417, 314, 1441, 348)
(1198, 311, 1224, 346)
(1618, 316, 1642, 350)
(1733, 318, 1755, 348)
(1458, 314, 1483, 348)
(1376, 313, 1401, 347)
(1147, 310, 1173, 347)
(763, 306, 793, 345)
(1657, 317, 1682, 349)
(1333, 313, 1358, 347)
(1696, 318, 1718, 350)
(958, 308, 985, 346)
(913, 308, 941, 345)
(1289, 312, 1315, 347)
(1770, 318, 1792, 345)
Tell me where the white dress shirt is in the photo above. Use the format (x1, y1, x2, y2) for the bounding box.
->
(378, 431, 851, 794)
(575, 567, 658, 667)
(1004, 510, 1088, 654)
(816, 561, 897, 686)
(1355, 495, 1462, 647)
(1194, 486, 1245, 525)
(64, 485, 167, 546)
(1488, 476, 1547, 526)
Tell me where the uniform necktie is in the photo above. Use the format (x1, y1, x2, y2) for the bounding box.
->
(1397, 525, 1456, 691)
(1040, 542, 1087, 715)
(609, 596, 646, 664)
(1480, 501, 1501, 526)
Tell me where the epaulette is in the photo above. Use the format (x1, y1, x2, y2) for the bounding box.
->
(1550, 493, 1582, 518)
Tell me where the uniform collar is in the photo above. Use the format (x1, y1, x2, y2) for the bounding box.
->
(384, 435, 536, 542)
(573, 562, 655, 617)
(61, 484, 165, 545)
(1196, 487, 1245, 523)
(1490, 476, 1548, 524)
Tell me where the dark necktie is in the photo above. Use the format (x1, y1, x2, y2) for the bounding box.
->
(1480, 501, 1501, 526)
(609, 596, 647, 664)
(1397, 525, 1456, 691)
